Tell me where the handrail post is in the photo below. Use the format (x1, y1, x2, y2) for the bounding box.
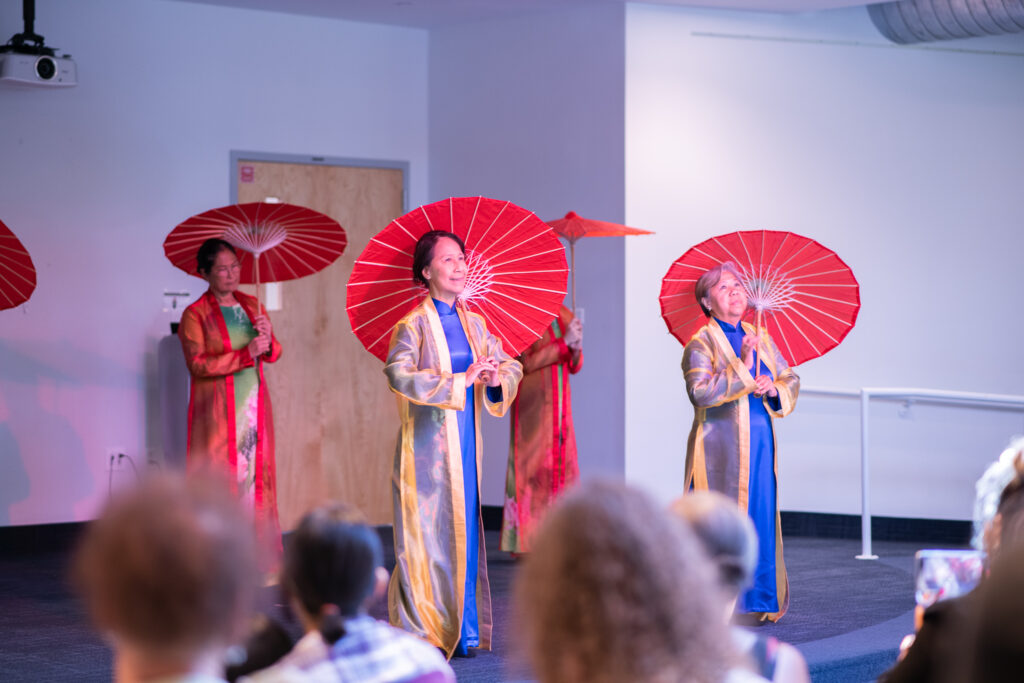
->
(857, 389, 878, 560)
(798, 385, 1024, 560)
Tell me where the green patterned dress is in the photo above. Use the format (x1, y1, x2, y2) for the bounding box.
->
(222, 304, 260, 506)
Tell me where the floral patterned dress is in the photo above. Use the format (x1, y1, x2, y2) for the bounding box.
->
(221, 304, 259, 506)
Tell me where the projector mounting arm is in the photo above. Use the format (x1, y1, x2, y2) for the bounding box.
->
(2, 0, 56, 57)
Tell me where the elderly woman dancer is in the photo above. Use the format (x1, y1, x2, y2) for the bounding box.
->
(500, 304, 583, 554)
(384, 230, 522, 658)
(179, 238, 283, 554)
(683, 261, 799, 622)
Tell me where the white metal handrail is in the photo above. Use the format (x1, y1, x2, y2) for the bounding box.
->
(800, 386, 1024, 559)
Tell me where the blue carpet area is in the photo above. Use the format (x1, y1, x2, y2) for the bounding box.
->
(0, 530, 932, 682)
(0, 549, 112, 680)
(758, 538, 919, 682)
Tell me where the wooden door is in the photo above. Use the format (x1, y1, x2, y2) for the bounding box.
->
(236, 159, 403, 528)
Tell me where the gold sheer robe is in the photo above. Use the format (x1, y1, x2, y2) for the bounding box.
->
(384, 298, 522, 655)
(683, 320, 799, 620)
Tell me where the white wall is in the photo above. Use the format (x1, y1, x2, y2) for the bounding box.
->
(625, 5, 1024, 519)
(0, 0, 428, 526)
(7, 0, 1019, 528)
(429, 4, 627, 506)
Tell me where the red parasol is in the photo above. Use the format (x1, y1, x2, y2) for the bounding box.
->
(347, 196, 568, 362)
(0, 219, 37, 311)
(548, 211, 653, 310)
(659, 230, 860, 366)
(164, 202, 347, 304)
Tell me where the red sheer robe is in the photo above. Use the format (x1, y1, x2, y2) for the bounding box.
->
(501, 306, 583, 553)
(178, 289, 283, 551)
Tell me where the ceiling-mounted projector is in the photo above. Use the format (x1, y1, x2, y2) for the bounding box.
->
(0, 52, 76, 87)
(0, 0, 77, 88)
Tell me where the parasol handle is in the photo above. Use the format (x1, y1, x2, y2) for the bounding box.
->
(254, 253, 264, 365)
(570, 241, 576, 312)
(255, 252, 262, 313)
(754, 308, 763, 374)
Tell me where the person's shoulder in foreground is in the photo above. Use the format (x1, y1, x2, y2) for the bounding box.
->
(244, 615, 453, 683)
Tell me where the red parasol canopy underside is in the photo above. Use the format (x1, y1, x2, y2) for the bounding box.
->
(0, 219, 37, 311)
(659, 229, 860, 366)
(347, 196, 568, 362)
(164, 202, 347, 284)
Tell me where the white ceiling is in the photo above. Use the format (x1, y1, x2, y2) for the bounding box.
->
(171, 0, 879, 29)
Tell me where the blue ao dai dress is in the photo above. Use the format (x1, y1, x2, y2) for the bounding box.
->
(435, 299, 503, 655)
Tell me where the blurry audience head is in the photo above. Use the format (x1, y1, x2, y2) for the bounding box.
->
(988, 447, 1024, 558)
(972, 436, 1024, 551)
(669, 490, 759, 602)
(283, 502, 386, 644)
(515, 480, 732, 683)
(74, 473, 258, 679)
(969, 542, 1024, 682)
(964, 442, 1024, 680)
(671, 492, 812, 683)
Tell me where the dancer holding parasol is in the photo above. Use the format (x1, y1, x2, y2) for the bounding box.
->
(383, 230, 521, 657)
(499, 211, 649, 555)
(682, 261, 799, 622)
(661, 230, 859, 622)
(178, 238, 284, 555)
(166, 202, 347, 561)
(348, 197, 566, 658)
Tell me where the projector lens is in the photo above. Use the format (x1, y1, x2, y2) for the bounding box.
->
(35, 56, 57, 80)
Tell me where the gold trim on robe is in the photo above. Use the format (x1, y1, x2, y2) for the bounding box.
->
(384, 297, 522, 656)
(682, 320, 799, 621)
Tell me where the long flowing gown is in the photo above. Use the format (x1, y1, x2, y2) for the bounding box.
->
(222, 304, 260, 500)
(178, 289, 282, 553)
(682, 317, 799, 620)
(436, 298, 505, 652)
(384, 297, 522, 657)
(500, 305, 583, 553)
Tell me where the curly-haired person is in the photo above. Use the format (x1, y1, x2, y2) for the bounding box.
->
(515, 479, 768, 683)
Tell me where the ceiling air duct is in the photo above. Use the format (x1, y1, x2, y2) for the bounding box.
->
(868, 0, 1024, 44)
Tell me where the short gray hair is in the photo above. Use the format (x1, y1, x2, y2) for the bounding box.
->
(669, 490, 758, 597)
(694, 261, 745, 317)
(974, 436, 1024, 550)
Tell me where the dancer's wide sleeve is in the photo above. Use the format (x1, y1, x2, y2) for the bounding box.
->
(384, 318, 467, 411)
(683, 336, 757, 409)
(179, 306, 255, 378)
